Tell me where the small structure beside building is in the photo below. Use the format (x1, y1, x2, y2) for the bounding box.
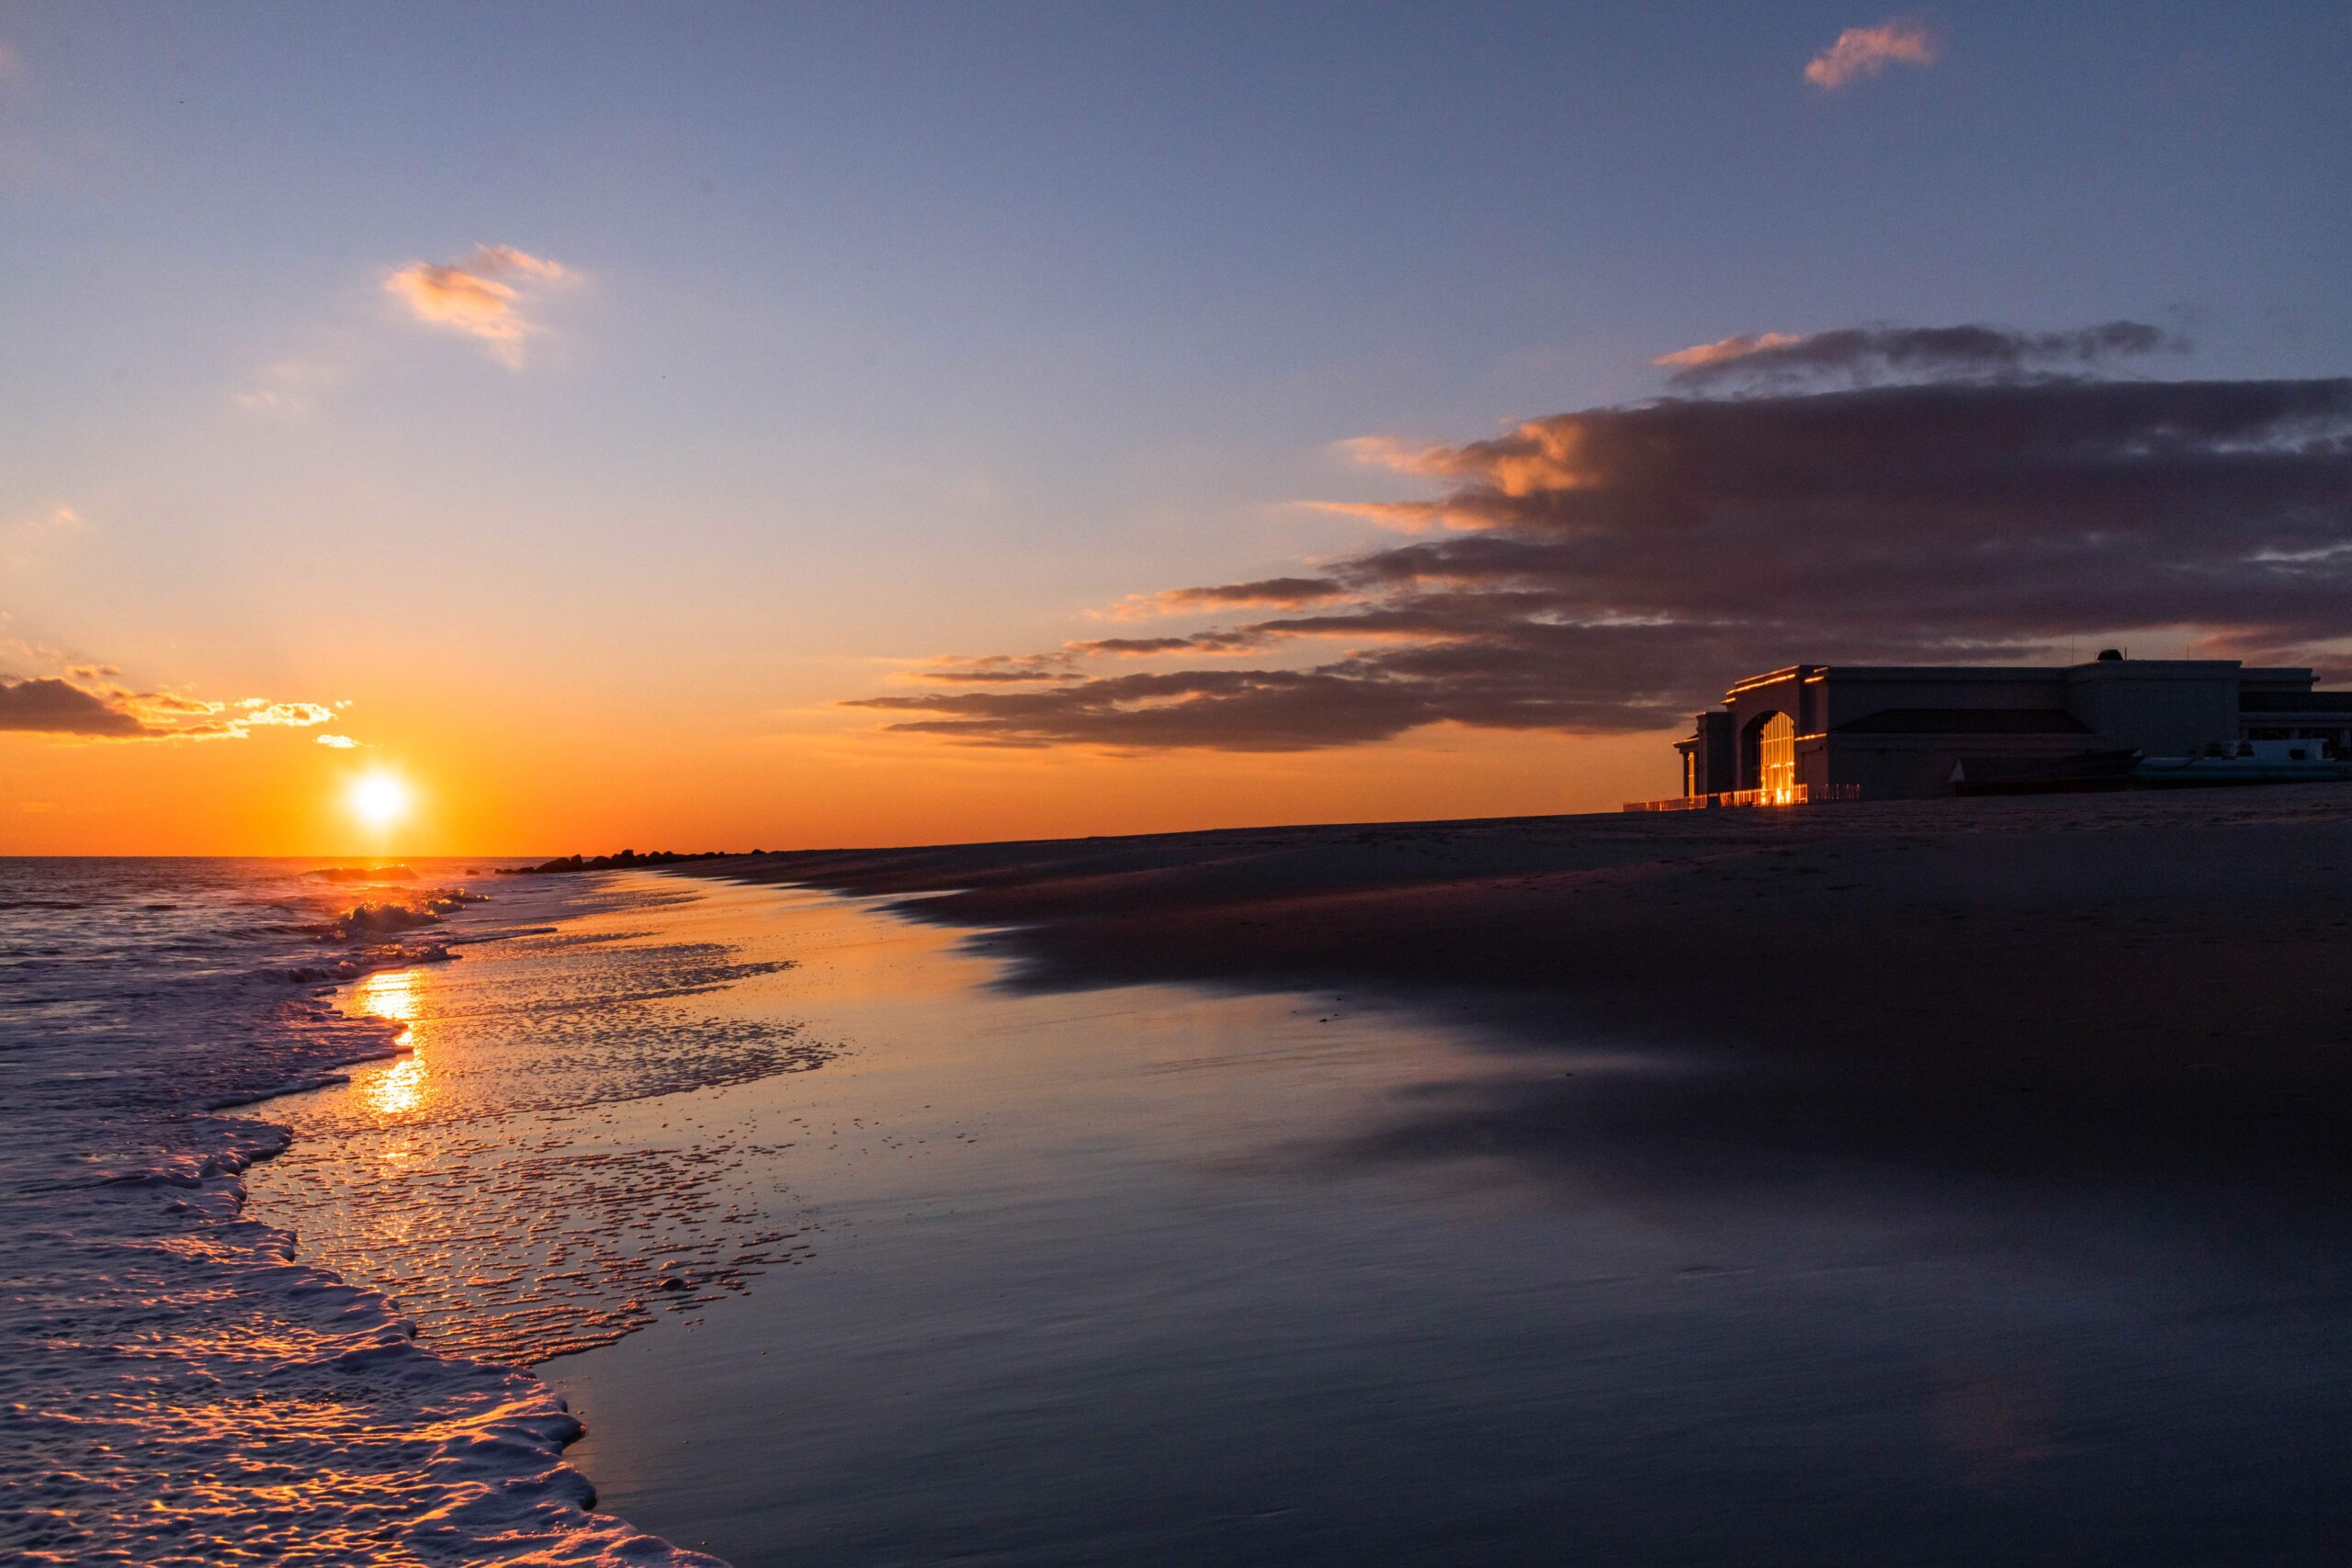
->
(1665, 653, 2351, 805)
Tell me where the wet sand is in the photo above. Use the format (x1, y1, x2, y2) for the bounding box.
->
(700, 786, 2352, 1200)
(515, 788, 2352, 1564)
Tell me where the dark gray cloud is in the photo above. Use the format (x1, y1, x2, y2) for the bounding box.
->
(1149, 577, 1349, 611)
(849, 357, 2352, 752)
(1065, 629, 1272, 658)
(0, 677, 155, 737)
(1657, 320, 2185, 391)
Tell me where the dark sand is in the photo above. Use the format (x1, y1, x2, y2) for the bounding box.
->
(699, 786, 2352, 1201)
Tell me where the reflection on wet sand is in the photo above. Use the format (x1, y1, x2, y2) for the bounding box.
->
(237, 817, 2352, 1566)
(350, 969, 429, 1117)
(540, 862, 2352, 1568)
(242, 879, 832, 1366)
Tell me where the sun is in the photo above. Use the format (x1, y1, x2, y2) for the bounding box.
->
(349, 769, 414, 831)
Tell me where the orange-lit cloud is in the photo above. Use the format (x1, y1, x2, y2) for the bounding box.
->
(0, 673, 344, 742)
(1804, 16, 1942, 90)
(385, 245, 569, 364)
(1655, 333, 1804, 369)
(846, 331, 2352, 751)
(316, 733, 360, 749)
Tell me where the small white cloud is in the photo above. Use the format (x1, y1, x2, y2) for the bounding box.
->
(315, 733, 360, 749)
(1804, 16, 1942, 90)
(386, 244, 571, 366)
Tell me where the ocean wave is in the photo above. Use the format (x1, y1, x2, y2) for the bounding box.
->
(308, 888, 487, 942)
(0, 861, 727, 1567)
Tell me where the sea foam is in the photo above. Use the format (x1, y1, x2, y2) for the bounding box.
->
(0, 859, 724, 1566)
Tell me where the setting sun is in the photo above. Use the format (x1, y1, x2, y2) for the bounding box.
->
(348, 770, 414, 831)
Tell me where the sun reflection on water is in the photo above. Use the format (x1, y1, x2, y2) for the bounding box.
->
(352, 969, 430, 1119)
(366, 1055, 429, 1119)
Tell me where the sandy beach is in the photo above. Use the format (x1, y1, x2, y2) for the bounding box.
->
(702, 786, 2352, 1196)
(503, 784, 2352, 1564)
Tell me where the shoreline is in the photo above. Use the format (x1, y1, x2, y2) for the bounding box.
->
(0, 861, 732, 1568)
(219, 878, 738, 1567)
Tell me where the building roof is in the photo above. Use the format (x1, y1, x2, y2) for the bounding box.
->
(1723, 660, 2315, 703)
(2239, 691, 2352, 715)
(1833, 707, 2093, 736)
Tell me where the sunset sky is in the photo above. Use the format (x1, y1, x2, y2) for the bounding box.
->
(4, 2, 2347, 854)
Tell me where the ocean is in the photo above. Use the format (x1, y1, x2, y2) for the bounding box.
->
(0, 857, 731, 1566)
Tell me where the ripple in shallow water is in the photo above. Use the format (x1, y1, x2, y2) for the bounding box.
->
(0, 860, 729, 1567)
(246, 898, 836, 1366)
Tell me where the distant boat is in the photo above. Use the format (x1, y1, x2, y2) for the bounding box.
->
(2133, 739, 2350, 787)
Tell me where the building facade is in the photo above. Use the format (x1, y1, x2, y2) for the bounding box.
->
(1674, 655, 2352, 802)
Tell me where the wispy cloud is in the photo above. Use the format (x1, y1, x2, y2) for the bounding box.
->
(385, 244, 571, 365)
(1655, 321, 2185, 391)
(1094, 578, 1354, 620)
(1655, 332, 1805, 370)
(3, 504, 83, 567)
(315, 732, 359, 749)
(1804, 16, 1942, 91)
(234, 351, 352, 417)
(845, 331, 2352, 752)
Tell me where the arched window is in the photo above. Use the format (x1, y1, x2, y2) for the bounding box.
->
(1758, 712, 1795, 802)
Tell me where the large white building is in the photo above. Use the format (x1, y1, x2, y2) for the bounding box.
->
(1674, 654, 2352, 802)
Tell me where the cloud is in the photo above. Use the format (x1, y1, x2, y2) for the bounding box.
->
(234, 354, 351, 417)
(843, 336, 2352, 752)
(1657, 321, 2184, 391)
(385, 244, 570, 365)
(911, 653, 1082, 685)
(0, 678, 152, 737)
(0, 674, 345, 742)
(1654, 333, 1805, 370)
(1065, 629, 1278, 659)
(316, 733, 359, 749)
(4, 504, 84, 566)
(1096, 577, 1352, 620)
(1804, 16, 1942, 90)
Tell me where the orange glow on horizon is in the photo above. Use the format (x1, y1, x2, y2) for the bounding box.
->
(0, 704, 1681, 856)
